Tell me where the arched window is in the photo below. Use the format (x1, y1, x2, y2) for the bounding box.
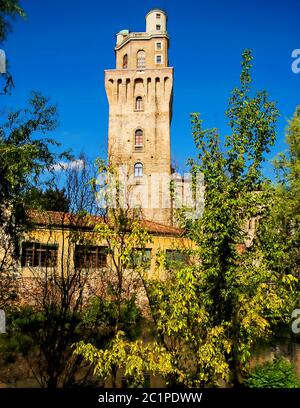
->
(137, 50, 146, 70)
(134, 162, 143, 177)
(135, 129, 143, 148)
(122, 54, 128, 69)
(135, 96, 143, 111)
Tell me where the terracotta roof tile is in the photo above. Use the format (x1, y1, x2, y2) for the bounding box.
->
(27, 210, 184, 236)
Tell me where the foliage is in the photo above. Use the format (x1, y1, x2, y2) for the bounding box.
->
(258, 107, 300, 283)
(4, 157, 152, 388)
(23, 186, 70, 212)
(145, 266, 232, 387)
(0, 0, 25, 43)
(141, 49, 298, 387)
(0, 91, 69, 224)
(91, 159, 152, 329)
(74, 331, 174, 387)
(70, 50, 296, 389)
(3, 291, 143, 388)
(69, 160, 158, 387)
(6, 158, 108, 388)
(0, 92, 68, 307)
(245, 357, 300, 388)
(82, 295, 143, 341)
(3, 303, 107, 388)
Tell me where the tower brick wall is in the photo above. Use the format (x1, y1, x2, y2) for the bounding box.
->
(105, 9, 174, 225)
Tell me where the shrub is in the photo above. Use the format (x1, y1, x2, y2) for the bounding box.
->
(245, 357, 300, 388)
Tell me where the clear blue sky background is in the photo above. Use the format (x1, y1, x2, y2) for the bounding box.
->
(2, 0, 300, 177)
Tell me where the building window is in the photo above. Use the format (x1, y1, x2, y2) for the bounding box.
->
(135, 96, 143, 111)
(156, 13, 161, 19)
(156, 25, 161, 31)
(165, 249, 189, 269)
(134, 162, 143, 177)
(156, 55, 162, 64)
(21, 242, 58, 268)
(122, 54, 128, 69)
(156, 42, 162, 51)
(74, 245, 107, 269)
(137, 50, 146, 70)
(135, 129, 143, 148)
(128, 248, 151, 269)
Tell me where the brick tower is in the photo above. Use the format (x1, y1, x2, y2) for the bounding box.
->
(105, 9, 173, 225)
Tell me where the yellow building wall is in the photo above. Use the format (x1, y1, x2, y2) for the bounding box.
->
(20, 226, 196, 278)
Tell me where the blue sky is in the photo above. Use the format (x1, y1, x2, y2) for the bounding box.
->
(2, 0, 300, 176)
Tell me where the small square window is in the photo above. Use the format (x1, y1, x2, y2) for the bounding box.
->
(156, 25, 161, 31)
(156, 55, 162, 64)
(156, 13, 161, 19)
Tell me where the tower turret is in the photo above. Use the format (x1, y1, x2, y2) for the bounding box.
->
(146, 9, 167, 34)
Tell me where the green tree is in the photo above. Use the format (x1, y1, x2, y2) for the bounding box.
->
(142, 49, 297, 387)
(259, 107, 300, 280)
(72, 50, 297, 389)
(91, 159, 153, 332)
(0, 0, 25, 42)
(0, 92, 68, 306)
(72, 160, 172, 388)
(24, 187, 70, 213)
(74, 331, 174, 388)
(5, 158, 152, 388)
(5, 160, 105, 388)
(0, 91, 68, 228)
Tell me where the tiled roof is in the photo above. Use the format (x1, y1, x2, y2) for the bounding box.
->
(27, 210, 184, 237)
(140, 219, 183, 236)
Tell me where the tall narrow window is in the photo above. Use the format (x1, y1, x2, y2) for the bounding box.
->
(137, 50, 146, 70)
(135, 129, 143, 148)
(156, 55, 162, 64)
(135, 96, 143, 111)
(134, 162, 143, 177)
(122, 54, 128, 69)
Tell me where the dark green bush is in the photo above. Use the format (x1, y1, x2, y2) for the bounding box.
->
(245, 357, 300, 388)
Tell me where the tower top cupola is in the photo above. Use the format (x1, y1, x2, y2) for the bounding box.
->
(146, 9, 167, 34)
